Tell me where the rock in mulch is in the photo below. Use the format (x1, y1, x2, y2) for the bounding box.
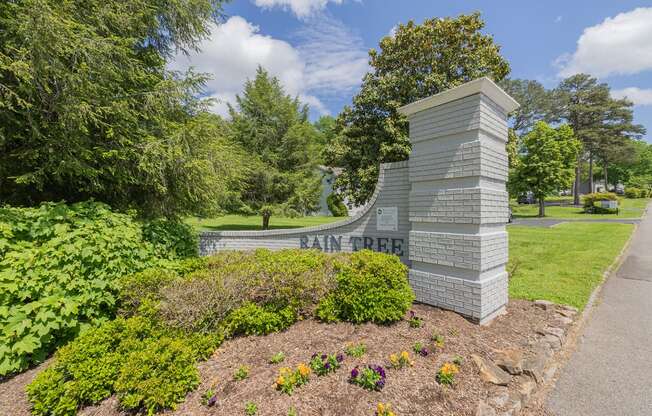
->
(493, 349, 524, 375)
(534, 300, 555, 311)
(471, 354, 512, 386)
(522, 350, 548, 384)
(476, 400, 497, 416)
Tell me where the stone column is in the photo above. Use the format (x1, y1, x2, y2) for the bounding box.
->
(398, 77, 519, 324)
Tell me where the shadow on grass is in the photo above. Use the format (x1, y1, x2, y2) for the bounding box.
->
(200, 224, 307, 231)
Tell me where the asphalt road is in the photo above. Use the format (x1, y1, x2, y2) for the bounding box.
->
(546, 202, 652, 415)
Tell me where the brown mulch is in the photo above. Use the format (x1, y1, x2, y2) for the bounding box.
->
(0, 300, 565, 416)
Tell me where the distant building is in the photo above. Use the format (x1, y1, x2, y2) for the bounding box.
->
(315, 165, 364, 217)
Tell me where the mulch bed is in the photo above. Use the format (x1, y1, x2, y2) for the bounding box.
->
(0, 300, 562, 416)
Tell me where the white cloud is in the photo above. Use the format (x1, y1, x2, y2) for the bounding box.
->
(170, 15, 368, 117)
(612, 87, 652, 106)
(556, 7, 652, 77)
(253, 0, 344, 18)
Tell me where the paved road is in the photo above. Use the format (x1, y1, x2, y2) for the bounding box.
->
(546, 202, 652, 415)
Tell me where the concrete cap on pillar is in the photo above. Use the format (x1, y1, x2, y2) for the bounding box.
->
(397, 77, 520, 116)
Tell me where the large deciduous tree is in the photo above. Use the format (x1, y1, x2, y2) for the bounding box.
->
(324, 12, 510, 205)
(511, 122, 581, 217)
(0, 0, 238, 217)
(228, 67, 322, 229)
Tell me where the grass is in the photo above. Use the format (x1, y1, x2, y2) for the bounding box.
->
(508, 222, 634, 309)
(511, 198, 649, 219)
(186, 215, 347, 231)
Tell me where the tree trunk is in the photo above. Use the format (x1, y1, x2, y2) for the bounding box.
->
(588, 152, 594, 193)
(604, 161, 608, 192)
(538, 197, 545, 217)
(573, 157, 581, 205)
(262, 213, 270, 230)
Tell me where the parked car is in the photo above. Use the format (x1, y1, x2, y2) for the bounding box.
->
(517, 192, 536, 204)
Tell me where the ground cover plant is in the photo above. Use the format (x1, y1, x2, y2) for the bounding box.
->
(0, 202, 195, 376)
(21, 248, 414, 414)
(508, 222, 634, 309)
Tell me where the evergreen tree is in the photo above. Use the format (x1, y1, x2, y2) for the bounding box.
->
(228, 67, 322, 229)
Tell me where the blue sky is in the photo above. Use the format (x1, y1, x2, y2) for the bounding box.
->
(172, 0, 652, 142)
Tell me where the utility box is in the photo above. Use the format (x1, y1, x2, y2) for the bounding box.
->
(601, 200, 618, 209)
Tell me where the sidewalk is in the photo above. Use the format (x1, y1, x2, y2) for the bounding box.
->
(546, 202, 652, 415)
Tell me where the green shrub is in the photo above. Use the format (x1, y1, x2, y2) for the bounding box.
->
(582, 192, 619, 213)
(142, 219, 199, 259)
(624, 188, 641, 199)
(27, 316, 207, 416)
(326, 193, 348, 217)
(0, 202, 165, 376)
(316, 250, 413, 324)
(223, 302, 297, 337)
(115, 337, 199, 414)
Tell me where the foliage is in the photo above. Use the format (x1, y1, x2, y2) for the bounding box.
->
(115, 337, 199, 414)
(582, 192, 619, 214)
(309, 352, 344, 376)
(26, 317, 200, 416)
(156, 249, 340, 332)
(228, 67, 322, 228)
(436, 362, 459, 386)
(453, 355, 464, 366)
(413, 342, 429, 357)
(269, 352, 286, 364)
(326, 193, 349, 217)
(275, 364, 311, 395)
(224, 303, 297, 337)
(233, 365, 250, 381)
(142, 219, 199, 259)
(0, 202, 167, 376)
(499, 79, 553, 135)
(344, 343, 367, 358)
(349, 365, 386, 391)
(0, 0, 243, 218)
(376, 403, 397, 416)
(625, 188, 645, 198)
(245, 401, 258, 415)
(325, 12, 510, 204)
(187, 214, 343, 232)
(510, 122, 581, 216)
(316, 250, 414, 323)
(408, 310, 423, 328)
(389, 351, 413, 369)
(202, 388, 218, 407)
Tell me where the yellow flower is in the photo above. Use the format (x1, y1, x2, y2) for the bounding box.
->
(440, 362, 459, 375)
(297, 363, 311, 377)
(276, 376, 285, 386)
(389, 354, 398, 364)
(377, 403, 385, 414)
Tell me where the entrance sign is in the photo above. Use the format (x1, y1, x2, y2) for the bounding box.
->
(200, 77, 518, 325)
(376, 207, 398, 231)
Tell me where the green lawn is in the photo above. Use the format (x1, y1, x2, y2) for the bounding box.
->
(187, 214, 347, 231)
(511, 198, 649, 219)
(508, 222, 634, 309)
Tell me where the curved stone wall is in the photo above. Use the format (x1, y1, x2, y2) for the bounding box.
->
(199, 161, 411, 263)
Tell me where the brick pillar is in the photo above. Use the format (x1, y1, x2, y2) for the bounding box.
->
(399, 77, 519, 324)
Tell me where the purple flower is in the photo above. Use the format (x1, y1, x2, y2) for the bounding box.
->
(207, 395, 217, 407)
(321, 354, 327, 360)
(419, 348, 429, 357)
(375, 379, 385, 389)
(324, 362, 331, 370)
(409, 310, 415, 318)
(374, 365, 386, 378)
(336, 353, 344, 363)
(350, 366, 359, 379)
(311, 353, 318, 359)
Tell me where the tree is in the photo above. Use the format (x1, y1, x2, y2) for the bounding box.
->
(551, 74, 645, 203)
(324, 12, 510, 205)
(511, 122, 581, 217)
(499, 79, 552, 135)
(228, 67, 322, 229)
(0, 0, 235, 217)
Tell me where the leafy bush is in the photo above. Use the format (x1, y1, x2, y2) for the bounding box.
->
(0, 202, 164, 376)
(316, 250, 413, 323)
(326, 193, 348, 217)
(142, 219, 199, 259)
(436, 362, 459, 386)
(223, 303, 296, 337)
(582, 192, 619, 214)
(27, 316, 205, 416)
(624, 188, 641, 199)
(349, 365, 386, 391)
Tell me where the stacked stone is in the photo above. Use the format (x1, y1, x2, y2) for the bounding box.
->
(399, 77, 519, 324)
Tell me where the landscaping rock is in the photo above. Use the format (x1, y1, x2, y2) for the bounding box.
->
(522, 352, 547, 384)
(541, 334, 562, 350)
(499, 398, 522, 416)
(476, 401, 497, 416)
(516, 376, 536, 403)
(534, 300, 555, 310)
(488, 387, 510, 407)
(557, 309, 577, 318)
(544, 364, 558, 383)
(555, 316, 573, 326)
(560, 304, 578, 313)
(493, 349, 524, 375)
(472, 354, 512, 386)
